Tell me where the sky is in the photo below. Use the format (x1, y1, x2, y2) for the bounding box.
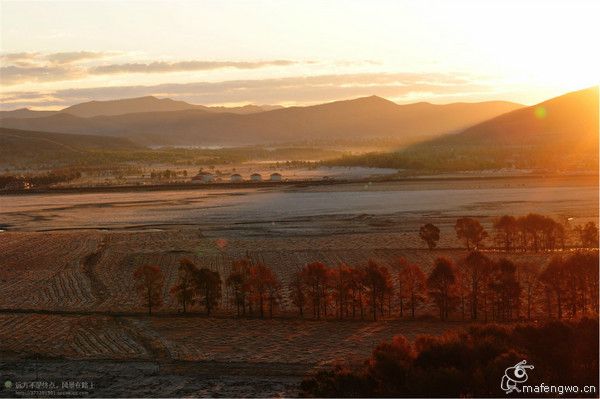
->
(1, 0, 599, 110)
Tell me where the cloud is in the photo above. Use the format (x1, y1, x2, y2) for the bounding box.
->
(0, 51, 113, 84)
(0, 72, 491, 109)
(0, 51, 301, 84)
(89, 60, 297, 74)
(0, 52, 40, 63)
(1, 51, 111, 64)
(0, 65, 85, 85)
(46, 51, 113, 64)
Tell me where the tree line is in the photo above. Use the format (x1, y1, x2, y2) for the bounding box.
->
(419, 214, 598, 251)
(133, 250, 598, 322)
(425, 251, 598, 322)
(301, 318, 599, 397)
(0, 169, 82, 188)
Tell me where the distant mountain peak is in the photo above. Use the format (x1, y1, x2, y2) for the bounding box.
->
(360, 94, 394, 102)
(329, 95, 398, 108)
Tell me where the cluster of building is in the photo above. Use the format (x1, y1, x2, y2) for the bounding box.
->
(191, 172, 283, 184)
(3, 180, 33, 191)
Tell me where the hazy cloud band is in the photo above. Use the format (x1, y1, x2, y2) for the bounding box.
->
(0, 51, 302, 84)
(0, 72, 489, 109)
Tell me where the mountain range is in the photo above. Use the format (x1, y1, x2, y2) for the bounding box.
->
(0, 95, 521, 146)
(2, 86, 597, 172)
(0, 96, 281, 119)
(417, 86, 598, 148)
(340, 86, 598, 171)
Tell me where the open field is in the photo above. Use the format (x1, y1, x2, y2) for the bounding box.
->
(0, 316, 456, 397)
(1, 175, 597, 233)
(0, 175, 597, 396)
(1, 230, 569, 313)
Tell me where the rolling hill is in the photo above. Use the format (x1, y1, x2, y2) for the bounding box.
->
(0, 108, 59, 119)
(333, 86, 599, 171)
(0, 96, 522, 146)
(0, 127, 140, 164)
(421, 86, 598, 147)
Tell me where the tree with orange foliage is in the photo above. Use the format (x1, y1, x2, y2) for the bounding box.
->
(195, 267, 221, 316)
(558, 252, 597, 318)
(289, 269, 306, 317)
(462, 250, 493, 321)
(227, 257, 251, 316)
(516, 261, 540, 321)
(301, 262, 330, 319)
(427, 257, 458, 321)
(493, 215, 518, 251)
(455, 217, 488, 250)
(331, 263, 353, 319)
(133, 264, 164, 315)
(247, 262, 281, 318)
(397, 258, 426, 319)
(489, 258, 521, 321)
(517, 213, 564, 252)
(170, 258, 198, 314)
(419, 223, 440, 250)
(362, 260, 393, 321)
(379, 265, 395, 317)
(539, 256, 567, 319)
(348, 266, 366, 319)
(577, 252, 600, 316)
(574, 222, 599, 248)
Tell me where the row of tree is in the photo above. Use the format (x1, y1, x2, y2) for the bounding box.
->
(289, 260, 395, 321)
(133, 260, 222, 316)
(418, 215, 598, 251)
(133, 250, 598, 322)
(426, 251, 599, 322)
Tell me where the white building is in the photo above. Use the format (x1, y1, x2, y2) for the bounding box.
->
(270, 172, 283, 182)
(230, 173, 243, 183)
(191, 172, 215, 183)
(250, 173, 262, 182)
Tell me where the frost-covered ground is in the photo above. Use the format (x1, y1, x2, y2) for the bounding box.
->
(0, 176, 597, 233)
